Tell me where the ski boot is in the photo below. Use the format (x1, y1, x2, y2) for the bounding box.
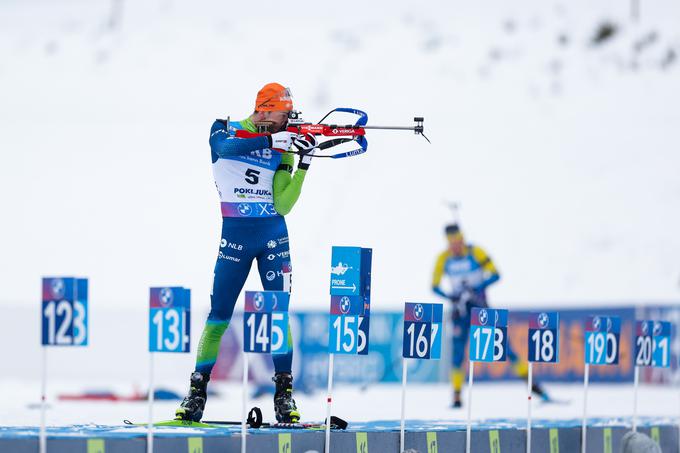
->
(452, 390, 462, 408)
(175, 371, 210, 422)
(273, 372, 301, 423)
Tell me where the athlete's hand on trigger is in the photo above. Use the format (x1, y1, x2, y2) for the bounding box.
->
(268, 131, 297, 153)
(291, 133, 318, 154)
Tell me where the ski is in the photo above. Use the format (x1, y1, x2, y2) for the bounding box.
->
(123, 419, 226, 428)
(123, 406, 348, 431)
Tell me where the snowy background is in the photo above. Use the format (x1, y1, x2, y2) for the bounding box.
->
(1, 0, 679, 425)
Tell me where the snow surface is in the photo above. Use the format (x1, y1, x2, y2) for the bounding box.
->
(1, 379, 679, 428)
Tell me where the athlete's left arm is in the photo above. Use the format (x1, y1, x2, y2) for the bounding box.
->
(272, 153, 307, 216)
(471, 245, 500, 290)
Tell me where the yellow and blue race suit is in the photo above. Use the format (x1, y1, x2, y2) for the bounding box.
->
(432, 245, 522, 391)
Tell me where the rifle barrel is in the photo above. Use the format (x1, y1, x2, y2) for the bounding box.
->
(363, 125, 418, 131)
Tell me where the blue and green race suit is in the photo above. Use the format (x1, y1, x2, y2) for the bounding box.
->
(195, 117, 307, 376)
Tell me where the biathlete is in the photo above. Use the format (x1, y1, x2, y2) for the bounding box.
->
(175, 83, 317, 423)
(432, 223, 548, 407)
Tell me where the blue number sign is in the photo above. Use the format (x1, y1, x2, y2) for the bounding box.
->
(329, 295, 370, 355)
(243, 291, 290, 354)
(149, 287, 191, 353)
(584, 316, 620, 365)
(651, 321, 672, 368)
(328, 246, 372, 355)
(635, 320, 672, 368)
(469, 307, 508, 362)
(42, 277, 88, 346)
(528, 312, 560, 363)
(402, 303, 442, 359)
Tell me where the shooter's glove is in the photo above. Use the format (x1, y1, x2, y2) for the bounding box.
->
(268, 131, 297, 153)
(291, 133, 318, 170)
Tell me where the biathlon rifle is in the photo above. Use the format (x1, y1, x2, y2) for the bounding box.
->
(285, 108, 430, 159)
(233, 108, 430, 159)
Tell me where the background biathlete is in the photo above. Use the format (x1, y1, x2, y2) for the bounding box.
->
(432, 223, 548, 407)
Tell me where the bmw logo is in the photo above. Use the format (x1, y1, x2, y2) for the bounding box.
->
(478, 309, 488, 326)
(340, 296, 351, 314)
(50, 278, 65, 299)
(253, 292, 264, 311)
(238, 204, 252, 216)
(538, 312, 549, 328)
(414, 303, 424, 320)
(159, 287, 173, 306)
(593, 316, 601, 330)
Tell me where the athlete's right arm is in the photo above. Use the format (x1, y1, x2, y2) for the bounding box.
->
(431, 252, 448, 298)
(209, 120, 270, 158)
